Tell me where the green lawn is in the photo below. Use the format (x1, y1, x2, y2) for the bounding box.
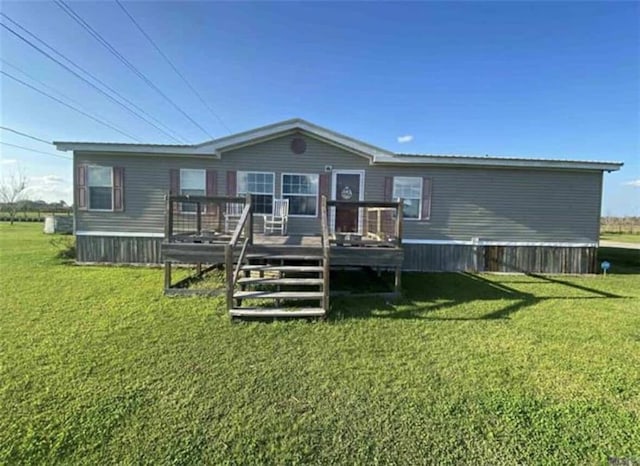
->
(1, 223, 639, 465)
(601, 233, 640, 244)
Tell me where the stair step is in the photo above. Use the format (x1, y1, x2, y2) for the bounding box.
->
(233, 291, 323, 300)
(230, 307, 326, 318)
(240, 265, 323, 273)
(247, 254, 323, 261)
(237, 277, 324, 286)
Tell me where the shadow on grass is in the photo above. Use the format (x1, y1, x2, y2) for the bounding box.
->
(330, 270, 629, 322)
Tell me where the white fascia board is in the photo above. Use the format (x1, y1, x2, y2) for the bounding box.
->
(76, 230, 165, 238)
(377, 156, 623, 172)
(402, 239, 598, 247)
(54, 142, 219, 157)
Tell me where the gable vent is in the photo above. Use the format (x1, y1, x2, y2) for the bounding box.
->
(290, 137, 307, 155)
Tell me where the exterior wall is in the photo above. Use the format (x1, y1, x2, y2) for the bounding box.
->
(76, 236, 596, 273)
(74, 131, 603, 243)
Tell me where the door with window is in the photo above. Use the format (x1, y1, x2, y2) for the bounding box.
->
(333, 172, 362, 233)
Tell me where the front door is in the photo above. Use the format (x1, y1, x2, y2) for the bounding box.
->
(334, 172, 362, 233)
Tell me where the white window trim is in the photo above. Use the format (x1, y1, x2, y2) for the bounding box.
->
(88, 165, 114, 212)
(237, 171, 276, 215)
(393, 176, 422, 221)
(179, 168, 206, 215)
(281, 172, 319, 218)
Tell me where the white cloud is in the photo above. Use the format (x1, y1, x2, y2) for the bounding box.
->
(0, 158, 17, 165)
(397, 135, 414, 144)
(26, 174, 72, 203)
(623, 179, 640, 188)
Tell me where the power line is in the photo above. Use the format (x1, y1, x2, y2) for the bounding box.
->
(0, 126, 51, 145)
(0, 142, 72, 160)
(0, 14, 187, 143)
(115, 0, 231, 134)
(55, 0, 215, 139)
(1, 58, 89, 113)
(1, 70, 141, 142)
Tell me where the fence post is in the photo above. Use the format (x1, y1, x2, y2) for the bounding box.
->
(396, 198, 403, 247)
(246, 193, 253, 244)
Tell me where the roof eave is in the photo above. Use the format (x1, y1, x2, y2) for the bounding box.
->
(378, 156, 623, 171)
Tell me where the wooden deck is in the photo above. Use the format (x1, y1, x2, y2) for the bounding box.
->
(162, 195, 404, 318)
(162, 234, 403, 268)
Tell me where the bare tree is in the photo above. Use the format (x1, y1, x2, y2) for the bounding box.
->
(0, 167, 29, 225)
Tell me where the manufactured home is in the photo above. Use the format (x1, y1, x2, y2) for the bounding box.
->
(55, 119, 621, 316)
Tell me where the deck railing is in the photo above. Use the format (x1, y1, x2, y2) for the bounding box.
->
(225, 196, 253, 311)
(326, 199, 404, 247)
(320, 196, 331, 312)
(164, 194, 249, 243)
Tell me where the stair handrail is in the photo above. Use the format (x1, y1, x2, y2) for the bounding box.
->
(225, 195, 253, 311)
(320, 195, 330, 313)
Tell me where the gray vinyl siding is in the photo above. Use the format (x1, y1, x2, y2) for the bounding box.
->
(75, 132, 602, 243)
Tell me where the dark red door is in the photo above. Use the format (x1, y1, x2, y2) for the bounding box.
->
(334, 173, 360, 233)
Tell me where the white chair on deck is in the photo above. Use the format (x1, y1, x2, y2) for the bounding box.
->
(224, 202, 243, 233)
(263, 199, 289, 235)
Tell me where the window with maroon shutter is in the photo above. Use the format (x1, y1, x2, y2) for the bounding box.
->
(87, 166, 113, 211)
(179, 169, 206, 213)
(392, 176, 422, 220)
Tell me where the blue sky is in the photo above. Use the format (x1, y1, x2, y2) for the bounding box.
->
(1, 1, 638, 215)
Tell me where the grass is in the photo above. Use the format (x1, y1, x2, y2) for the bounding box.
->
(601, 233, 640, 244)
(1, 223, 639, 465)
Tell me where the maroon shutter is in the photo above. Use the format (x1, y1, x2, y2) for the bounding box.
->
(226, 170, 237, 196)
(113, 167, 124, 211)
(317, 173, 329, 218)
(422, 177, 432, 220)
(206, 170, 217, 197)
(383, 176, 393, 201)
(76, 164, 88, 211)
(205, 170, 217, 213)
(169, 169, 180, 195)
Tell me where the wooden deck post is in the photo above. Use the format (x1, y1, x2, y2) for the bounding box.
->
(164, 261, 172, 291)
(245, 193, 253, 244)
(225, 244, 233, 311)
(164, 193, 173, 241)
(196, 202, 202, 235)
(396, 198, 403, 247)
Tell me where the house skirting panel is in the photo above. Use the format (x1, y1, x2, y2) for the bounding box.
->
(402, 244, 597, 274)
(76, 235, 598, 273)
(76, 235, 163, 264)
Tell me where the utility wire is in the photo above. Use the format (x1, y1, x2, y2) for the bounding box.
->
(0, 126, 52, 145)
(56, 0, 215, 139)
(0, 142, 72, 160)
(115, 0, 231, 134)
(1, 59, 144, 145)
(1, 70, 141, 142)
(0, 14, 187, 143)
(1, 58, 89, 112)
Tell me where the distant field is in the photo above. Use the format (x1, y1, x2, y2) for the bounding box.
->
(601, 233, 640, 244)
(1, 223, 639, 464)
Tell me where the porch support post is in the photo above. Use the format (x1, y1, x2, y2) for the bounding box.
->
(394, 266, 402, 295)
(164, 261, 172, 292)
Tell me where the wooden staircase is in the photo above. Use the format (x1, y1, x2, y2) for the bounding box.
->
(229, 254, 328, 318)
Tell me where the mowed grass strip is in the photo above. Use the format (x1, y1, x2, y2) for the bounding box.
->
(1, 223, 639, 464)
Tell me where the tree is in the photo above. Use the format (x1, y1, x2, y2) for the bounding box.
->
(0, 167, 29, 225)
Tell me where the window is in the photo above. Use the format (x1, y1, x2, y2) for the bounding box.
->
(237, 172, 274, 214)
(88, 166, 113, 210)
(180, 169, 206, 213)
(282, 173, 319, 216)
(393, 177, 422, 219)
